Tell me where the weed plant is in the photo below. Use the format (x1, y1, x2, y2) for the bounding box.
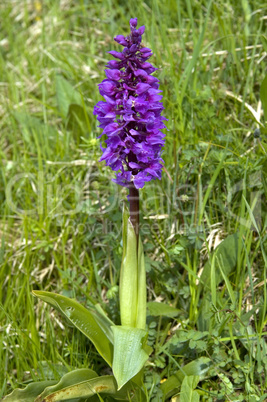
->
(0, 0, 266, 401)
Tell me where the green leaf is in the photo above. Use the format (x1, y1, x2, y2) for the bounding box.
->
(66, 104, 90, 137)
(41, 376, 118, 401)
(260, 74, 267, 123)
(55, 75, 82, 118)
(136, 235, 146, 329)
(32, 291, 113, 366)
(147, 302, 180, 318)
(93, 304, 115, 344)
(119, 209, 147, 329)
(120, 218, 138, 327)
(161, 357, 212, 400)
(111, 326, 149, 390)
(35, 369, 98, 401)
(2, 381, 57, 401)
(121, 204, 129, 263)
(37, 375, 144, 401)
(180, 376, 200, 402)
(200, 233, 239, 289)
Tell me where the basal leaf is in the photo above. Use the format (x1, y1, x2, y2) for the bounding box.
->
(40, 376, 117, 401)
(32, 291, 113, 366)
(39, 375, 144, 401)
(111, 326, 149, 390)
(2, 381, 57, 401)
(35, 369, 98, 401)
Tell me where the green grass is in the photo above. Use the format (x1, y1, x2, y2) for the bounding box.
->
(0, 0, 267, 400)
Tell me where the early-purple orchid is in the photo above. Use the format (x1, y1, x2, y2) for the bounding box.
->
(94, 18, 167, 190)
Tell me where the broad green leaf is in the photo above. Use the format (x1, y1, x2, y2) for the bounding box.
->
(32, 291, 113, 366)
(38, 375, 144, 401)
(161, 357, 212, 400)
(119, 209, 146, 329)
(35, 369, 98, 401)
(147, 302, 180, 318)
(66, 104, 90, 136)
(180, 376, 200, 402)
(93, 304, 115, 344)
(40, 376, 117, 401)
(121, 204, 129, 263)
(119, 218, 138, 327)
(2, 381, 57, 401)
(136, 236, 146, 329)
(260, 74, 267, 123)
(200, 234, 239, 289)
(55, 75, 82, 118)
(111, 326, 149, 390)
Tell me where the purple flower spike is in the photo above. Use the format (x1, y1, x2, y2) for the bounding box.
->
(93, 18, 167, 189)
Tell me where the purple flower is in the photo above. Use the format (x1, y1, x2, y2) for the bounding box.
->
(93, 18, 167, 189)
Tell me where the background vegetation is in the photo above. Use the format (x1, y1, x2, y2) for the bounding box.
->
(0, 0, 266, 400)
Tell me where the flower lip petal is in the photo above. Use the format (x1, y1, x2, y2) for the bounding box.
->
(136, 83, 151, 94)
(103, 95, 116, 105)
(146, 75, 159, 84)
(108, 50, 125, 60)
(145, 167, 160, 177)
(133, 171, 152, 189)
(114, 35, 128, 46)
(99, 80, 117, 96)
(139, 62, 157, 73)
(140, 47, 151, 53)
(103, 112, 116, 119)
(103, 122, 119, 134)
(134, 69, 148, 78)
(105, 69, 121, 80)
(129, 129, 140, 136)
(106, 60, 120, 69)
(129, 162, 142, 169)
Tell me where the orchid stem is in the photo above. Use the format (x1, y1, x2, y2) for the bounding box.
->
(129, 183, 139, 243)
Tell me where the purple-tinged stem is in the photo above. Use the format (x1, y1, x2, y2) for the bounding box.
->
(129, 182, 139, 241)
